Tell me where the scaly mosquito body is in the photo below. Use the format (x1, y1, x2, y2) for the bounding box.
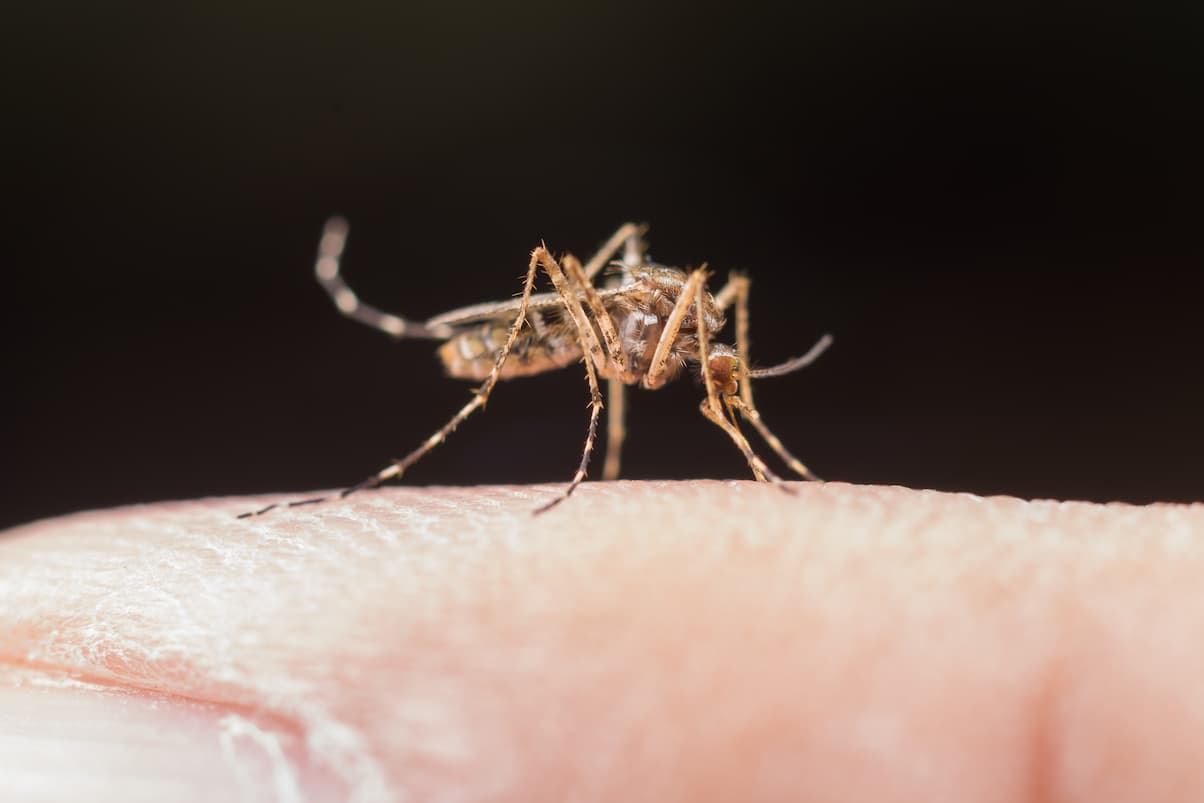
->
(437, 264, 721, 385)
(435, 307, 584, 381)
(240, 220, 832, 517)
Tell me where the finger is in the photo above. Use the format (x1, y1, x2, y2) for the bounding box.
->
(1, 482, 1203, 802)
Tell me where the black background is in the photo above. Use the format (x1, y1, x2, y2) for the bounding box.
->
(6, 2, 1202, 530)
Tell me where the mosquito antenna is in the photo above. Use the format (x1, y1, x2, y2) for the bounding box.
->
(747, 333, 834, 379)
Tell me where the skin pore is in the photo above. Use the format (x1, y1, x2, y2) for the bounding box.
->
(2, 481, 1203, 802)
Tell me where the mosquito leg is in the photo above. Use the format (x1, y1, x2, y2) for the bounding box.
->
(532, 249, 622, 512)
(537, 250, 611, 376)
(716, 273, 826, 481)
(711, 273, 745, 312)
(602, 376, 626, 481)
(698, 399, 779, 483)
(727, 396, 821, 481)
(711, 273, 753, 407)
(639, 269, 707, 390)
(561, 253, 628, 378)
(693, 277, 787, 486)
(621, 227, 648, 269)
(641, 267, 776, 481)
(582, 222, 649, 281)
(314, 217, 453, 340)
(600, 243, 636, 482)
(692, 271, 721, 418)
(423, 225, 649, 336)
(534, 325, 605, 514)
(238, 243, 544, 518)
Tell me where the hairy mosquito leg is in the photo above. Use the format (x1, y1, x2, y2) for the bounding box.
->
(599, 239, 641, 482)
(533, 250, 621, 513)
(643, 267, 774, 481)
(711, 273, 753, 408)
(642, 269, 710, 390)
(698, 399, 781, 484)
(693, 275, 787, 486)
(621, 227, 648, 269)
(711, 274, 743, 311)
(717, 268, 830, 480)
(728, 332, 835, 481)
(238, 243, 544, 518)
(534, 326, 604, 515)
(602, 376, 626, 481)
(581, 222, 648, 281)
(727, 397, 821, 481)
(537, 251, 611, 376)
(314, 217, 453, 340)
(562, 252, 629, 378)
(424, 221, 646, 332)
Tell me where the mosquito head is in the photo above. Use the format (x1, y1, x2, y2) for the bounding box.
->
(706, 343, 742, 396)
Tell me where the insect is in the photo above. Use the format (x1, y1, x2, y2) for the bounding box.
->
(240, 219, 832, 517)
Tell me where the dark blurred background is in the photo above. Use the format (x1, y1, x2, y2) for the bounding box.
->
(5, 1, 1202, 529)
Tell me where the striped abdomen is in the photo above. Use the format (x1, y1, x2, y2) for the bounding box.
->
(437, 323, 582, 381)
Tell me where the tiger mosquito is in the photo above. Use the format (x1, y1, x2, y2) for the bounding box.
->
(239, 219, 833, 517)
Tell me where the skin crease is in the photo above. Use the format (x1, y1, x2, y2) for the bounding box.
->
(1, 481, 1204, 803)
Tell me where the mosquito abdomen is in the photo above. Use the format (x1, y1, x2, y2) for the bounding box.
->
(438, 325, 582, 381)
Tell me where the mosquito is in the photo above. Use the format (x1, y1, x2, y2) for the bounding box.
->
(239, 219, 833, 517)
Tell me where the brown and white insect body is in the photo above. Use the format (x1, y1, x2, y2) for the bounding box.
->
(240, 220, 832, 517)
(437, 318, 582, 381)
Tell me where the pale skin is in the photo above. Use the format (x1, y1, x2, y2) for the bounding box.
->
(3, 482, 1204, 802)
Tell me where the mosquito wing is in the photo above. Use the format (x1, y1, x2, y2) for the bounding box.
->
(427, 286, 633, 328)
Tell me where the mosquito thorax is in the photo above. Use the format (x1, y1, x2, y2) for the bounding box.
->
(628, 266, 726, 331)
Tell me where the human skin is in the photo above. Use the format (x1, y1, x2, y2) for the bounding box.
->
(1, 481, 1203, 802)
